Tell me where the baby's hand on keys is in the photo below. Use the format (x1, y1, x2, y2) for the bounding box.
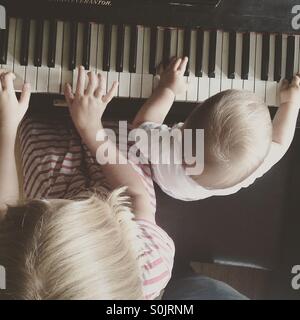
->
(157, 57, 188, 96)
(0, 70, 31, 133)
(280, 74, 300, 108)
(64, 66, 118, 134)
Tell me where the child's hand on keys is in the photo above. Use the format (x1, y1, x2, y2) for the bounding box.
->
(0, 70, 31, 133)
(157, 57, 189, 96)
(64, 66, 118, 134)
(280, 74, 300, 108)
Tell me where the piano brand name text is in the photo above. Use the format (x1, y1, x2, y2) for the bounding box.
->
(48, 0, 112, 6)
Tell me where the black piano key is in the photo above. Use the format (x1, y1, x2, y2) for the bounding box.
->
(241, 32, 250, 80)
(129, 25, 138, 73)
(69, 21, 78, 70)
(149, 27, 158, 74)
(183, 28, 192, 76)
(208, 30, 217, 78)
(195, 29, 204, 77)
(163, 28, 171, 68)
(48, 19, 57, 68)
(261, 33, 270, 81)
(0, 18, 9, 65)
(286, 35, 295, 81)
(20, 19, 30, 66)
(228, 31, 236, 79)
(82, 22, 91, 70)
(103, 24, 112, 72)
(116, 24, 125, 72)
(34, 20, 44, 67)
(274, 34, 282, 82)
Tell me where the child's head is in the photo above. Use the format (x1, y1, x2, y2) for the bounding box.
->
(184, 90, 272, 189)
(0, 189, 143, 300)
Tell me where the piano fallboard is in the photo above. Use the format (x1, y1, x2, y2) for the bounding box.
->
(0, 0, 300, 34)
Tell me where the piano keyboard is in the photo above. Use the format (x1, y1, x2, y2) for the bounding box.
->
(0, 18, 300, 106)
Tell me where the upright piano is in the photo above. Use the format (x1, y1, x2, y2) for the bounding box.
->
(0, 0, 300, 114)
(0, 0, 300, 299)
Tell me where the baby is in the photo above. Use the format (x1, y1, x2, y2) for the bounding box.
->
(133, 57, 300, 201)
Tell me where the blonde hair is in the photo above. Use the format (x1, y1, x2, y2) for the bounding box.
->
(0, 188, 144, 300)
(184, 90, 272, 188)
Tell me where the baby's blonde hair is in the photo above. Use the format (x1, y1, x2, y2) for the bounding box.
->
(0, 188, 144, 300)
(184, 90, 273, 189)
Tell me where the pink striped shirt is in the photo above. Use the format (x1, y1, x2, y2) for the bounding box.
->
(19, 117, 175, 300)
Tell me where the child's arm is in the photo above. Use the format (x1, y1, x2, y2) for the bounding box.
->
(132, 57, 188, 128)
(0, 71, 31, 216)
(65, 67, 155, 222)
(272, 75, 300, 155)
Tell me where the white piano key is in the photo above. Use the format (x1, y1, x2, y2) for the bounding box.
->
(119, 25, 131, 97)
(198, 30, 210, 101)
(1, 18, 16, 71)
(298, 34, 300, 72)
(130, 74, 142, 98)
(141, 27, 153, 99)
(176, 28, 187, 101)
(136, 26, 144, 74)
(232, 32, 243, 90)
(254, 33, 266, 102)
(109, 25, 118, 72)
(72, 22, 84, 91)
(198, 77, 210, 101)
(130, 26, 143, 98)
(25, 20, 37, 92)
(281, 34, 288, 81)
(123, 25, 131, 73)
(36, 20, 50, 93)
(268, 34, 276, 83)
(170, 28, 178, 58)
(175, 76, 188, 101)
(96, 24, 104, 71)
(97, 24, 107, 93)
(243, 32, 256, 92)
(266, 34, 278, 106)
(187, 77, 198, 102)
(119, 73, 131, 97)
(49, 21, 63, 93)
(177, 29, 184, 57)
(209, 30, 223, 97)
(107, 25, 120, 95)
(189, 29, 197, 76)
(107, 71, 119, 95)
(294, 35, 300, 74)
(90, 23, 98, 72)
(187, 29, 198, 102)
(266, 82, 278, 107)
(13, 19, 26, 91)
(155, 28, 164, 70)
(141, 74, 154, 98)
(61, 21, 73, 92)
(221, 31, 233, 91)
